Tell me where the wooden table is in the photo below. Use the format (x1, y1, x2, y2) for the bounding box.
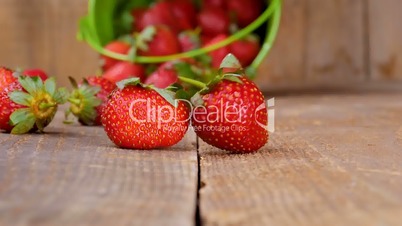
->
(1, 90, 401, 226)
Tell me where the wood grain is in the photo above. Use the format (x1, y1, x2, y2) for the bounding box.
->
(0, 0, 98, 87)
(305, 0, 366, 82)
(256, 0, 307, 90)
(368, 0, 402, 80)
(199, 92, 402, 226)
(0, 112, 198, 226)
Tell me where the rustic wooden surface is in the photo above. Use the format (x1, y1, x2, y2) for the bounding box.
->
(199, 92, 402, 226)
(0, 113, 198, 226)
(368, 0, 402, 80)
(1, 0, 402, 90)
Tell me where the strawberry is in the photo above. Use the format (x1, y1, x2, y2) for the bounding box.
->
(136, 2, 179, 33)
(204, 34, 231, 68)
(144, 62, 178, 89)
(101, 78, 190, 149)
(101, 41, 131, 71)
(22, 68, 48, 81)
(178, 30, 201, 52)
(202, 0, 226, 9)
(190, 54, 268, 152)
(230, 35, 260, 67)
(102, 61, 145, 83)
(67, 76, 116, 126)
(227, 0, 263, 28)
(169, 0, 197, 30)
(137, 26, 181, 57)
(131, 7, 147, 32)
(0, 67, 17, 92)
(0, 76, 67, 134)
(197, 7, 230, 36)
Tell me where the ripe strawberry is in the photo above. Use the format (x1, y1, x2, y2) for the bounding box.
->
(137, 26, 180, 57)
(169, 0, 197, 30)
(204, 34, 231, 68)
(230, 35, 260, 67)
(101, 41, 131, 71)
(145, 62, 178, 89)
(102, 61, 145, 83)
(22, 68, 48, 81)
(67, 76, 116, 126)
(0, 67, 17, 92)
(197, 7, 230, 36)
(101, 78, 190, 149)
(227, 0, 263, 28)
(202, 0, 226, 9)
(131, 7, 147, 32)
(178, 31, 201, 52)
(136, 2, 179, 33)
(191, 54, 268, 152)
(0, 76, 67, 134)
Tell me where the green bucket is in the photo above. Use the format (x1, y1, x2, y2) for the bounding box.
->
(78, 0, 282, 75)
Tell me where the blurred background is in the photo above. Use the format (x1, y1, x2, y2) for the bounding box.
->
(0, 0, 401, 92)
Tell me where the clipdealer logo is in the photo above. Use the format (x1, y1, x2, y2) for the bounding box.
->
(128, 98, 275, 133)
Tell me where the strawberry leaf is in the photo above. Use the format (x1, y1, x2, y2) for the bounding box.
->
(220, 53, 242, 69)
(223, 75, 243, 84)
(10, 112, 36, 134)
(116, 77, 141, 90)
(8, 91, 33, 106)
(190, 92, 204, 107)
(136, 26, 156, 51)
(153, 88, 177, 107)
(44, 77, 56, 96)
(10, 108, 32, 126)
(53, 87, 69, 104)
(18, 76, 38, 94)
(174, 62, 198, 79)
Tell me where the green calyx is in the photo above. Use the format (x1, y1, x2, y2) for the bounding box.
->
(116, 77, 178, 107)
(66, 77, 102, 125)
(8, 76, 68, 134)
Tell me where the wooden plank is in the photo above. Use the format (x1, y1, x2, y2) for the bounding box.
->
(256, 0, 307, 90)
(0, 0, 98, 87)
(305, 0, 366, 82)
(368, 0, 402, 80)
(199, 92, 402, 226)
(0, 112, 198, 226)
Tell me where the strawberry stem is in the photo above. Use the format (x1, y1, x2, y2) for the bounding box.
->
(178, 76, 207, 89)
(39, 102, 57, 110)
(68, 98, 81, 105)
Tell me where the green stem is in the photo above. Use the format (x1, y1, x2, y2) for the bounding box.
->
(178, 76, 207, 89)
(39, 102, 57, 110)
(84, 0, 281, 64)
(248, 0, 282, 79)
(68, 98, 81, 106)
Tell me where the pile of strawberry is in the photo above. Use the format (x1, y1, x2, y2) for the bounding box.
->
(98, 0, 264, 87)
(0, 54, 269, 153)
(0, 0, 270, 153)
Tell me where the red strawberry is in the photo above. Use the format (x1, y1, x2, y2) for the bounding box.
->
(203, 0, 226, 9)
(169, 0, 197, 30)
(197, 7, 230, 36)
(178, 31, 201, 52)
(22, 68, 48, 81)
(191, 54, 268, 152)
(0, 76, 67, 134)
(102, 61, 145, 83)
(101, 78, 190, 149)
(101, 41, 131, 71)
(230, 35, 260, 67)
(0, 67, 17, 92)
(204, 34, 231, 68)
(67, 76, 116, 126)
(136, 2, 179, 33)
(137, 26, 180, 57)
(227, 0, 263, 28)
(145, 62, 178, 89)
(131, 7, 147, 32)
